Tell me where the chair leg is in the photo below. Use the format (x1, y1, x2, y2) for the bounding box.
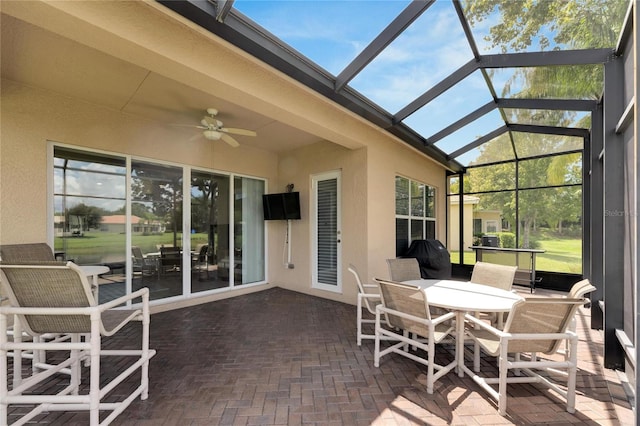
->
(141, 291, 151, 400)
(70, 333, 82, 395)
(374, 310, 381, 367)
(567, 336, 578, 413)
(357, 296, 363, 346)
(12, 315, 22, 389)
(427, 336, 435, 394)
(498, 344, 509, 416)
(473, 341, 480, 372)
(89, 318, 101, 425)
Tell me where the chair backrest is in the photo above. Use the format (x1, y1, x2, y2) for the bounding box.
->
(568, 279, 596, 299)
(131, 246, 144, 261)
(0, 261, 95, 335)
(347, 263, 377, 314)
(160, 247, 181, 268)
(503, 297, 585, 354)
(386, 258, 421, 281)
(375, 278, 431, 336)
(198, 245, 209, 261)
(470, 261, 517, 291)
(0, 243, 55, 262)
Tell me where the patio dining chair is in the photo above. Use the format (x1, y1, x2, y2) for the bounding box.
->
(470, 262, 518, 328)
(386, 258, 421, 282)
(347, 264, 382, 345)
(470, 261, 518, 291)
(192, 245, 210, 281)
(0, 261, 155, 425)
(557, 279, 597, 360)
(132, 246, 158, 280)
(463, 297, 585, 416)
(373, 278, 456, 394)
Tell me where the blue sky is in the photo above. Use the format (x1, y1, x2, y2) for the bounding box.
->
(232, 1, 587, 166)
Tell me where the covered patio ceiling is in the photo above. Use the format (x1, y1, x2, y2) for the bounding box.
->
(160, 0, 629, 173)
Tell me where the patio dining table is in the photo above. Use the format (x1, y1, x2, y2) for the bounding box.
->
(402, 279, 523, 377)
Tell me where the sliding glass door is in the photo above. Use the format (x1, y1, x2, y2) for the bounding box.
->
(131, 161, 183, 301)
(52, 145, 267, 303)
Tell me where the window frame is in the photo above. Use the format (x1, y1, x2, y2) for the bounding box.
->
(395, 175, 437, 257)
(50, 142, 268, 305)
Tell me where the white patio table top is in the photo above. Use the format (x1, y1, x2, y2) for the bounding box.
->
(402, 279, 523, 377)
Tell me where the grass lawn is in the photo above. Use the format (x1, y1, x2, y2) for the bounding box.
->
(55, 231, 208, 263)
(450, 234, 582, 274)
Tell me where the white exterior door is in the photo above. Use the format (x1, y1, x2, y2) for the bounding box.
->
(311, 171, 342, 293)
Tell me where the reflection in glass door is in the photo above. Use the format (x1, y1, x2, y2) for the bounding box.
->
(131, 161, 183, 301)
(53, 147, 127, 304)
(234, 176, 265, 285)
(191, 171, 230, 292)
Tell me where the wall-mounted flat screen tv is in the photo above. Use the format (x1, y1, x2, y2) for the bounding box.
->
(262, 192, 301, 220)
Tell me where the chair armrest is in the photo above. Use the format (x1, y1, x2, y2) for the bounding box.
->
(97, 287, 150, 312)
(378, 305, 454, 327)
(464, 312, 506, 336)
(361, 293, 380, 300)
(431, 311, 456, 325)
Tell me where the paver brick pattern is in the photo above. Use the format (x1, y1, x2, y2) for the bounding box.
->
(6, 287, 633, 425)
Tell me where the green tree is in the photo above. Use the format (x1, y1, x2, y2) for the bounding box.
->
(131, 168, 183, 247)
(67, 203, 104, 231)
(462, 0, 624, 247)
(464, 0, 627, 99)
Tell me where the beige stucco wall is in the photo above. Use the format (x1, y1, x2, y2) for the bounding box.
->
(0, 0, 449, 310)
(0, 80, 279, 243)
(366, 140, 447, 283)
(266, 141, 368, 305)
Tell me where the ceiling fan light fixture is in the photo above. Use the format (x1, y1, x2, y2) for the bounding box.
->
(203, 129, 222, 140)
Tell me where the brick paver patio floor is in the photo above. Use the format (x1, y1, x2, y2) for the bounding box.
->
(7, 286, 634, 425)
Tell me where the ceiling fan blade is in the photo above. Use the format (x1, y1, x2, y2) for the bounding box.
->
(221, 127, 257, 137)
(170, 123, 207, 130)
(187, 132, 203, 143)
(220, 133, 240, 148)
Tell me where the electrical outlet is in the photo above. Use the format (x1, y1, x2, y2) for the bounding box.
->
(287, 263, 295, 269)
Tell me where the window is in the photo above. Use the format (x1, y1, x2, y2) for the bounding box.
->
(485, 220, 498, 233)
(395, 176, 436, 256)
(53, 145, 267, 303)
(54, 147, 127, 303)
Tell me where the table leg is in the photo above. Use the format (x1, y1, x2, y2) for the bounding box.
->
(456, 311, 465, 377)
(531, 253, 537, 293)
(92, 274, 99, 301)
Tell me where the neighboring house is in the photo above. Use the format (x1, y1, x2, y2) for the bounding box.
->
(448, 195, 479, 252)
(473, 210, 503, 235)
(449, 196, 506, 251)
(100, 215, 165, 234)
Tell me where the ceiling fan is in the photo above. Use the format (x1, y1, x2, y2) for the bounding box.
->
(175, 108, 257, 147)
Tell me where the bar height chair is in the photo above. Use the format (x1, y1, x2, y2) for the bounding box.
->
(0, 243, 69, 373)
(0, 261, 156, 425)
